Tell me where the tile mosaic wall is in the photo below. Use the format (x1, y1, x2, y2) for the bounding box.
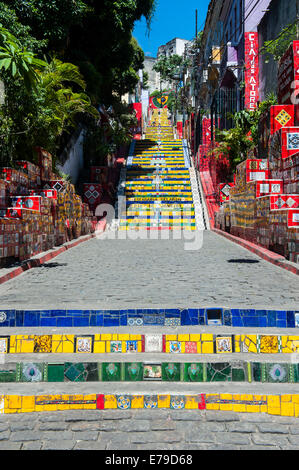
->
(0, 308, 297, 328)
(2, 333, 299, 354)
(1, 393, 299, 416)
(0, 361, 299, 383)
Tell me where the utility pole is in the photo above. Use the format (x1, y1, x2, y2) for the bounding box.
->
(195, 9, 198, 39)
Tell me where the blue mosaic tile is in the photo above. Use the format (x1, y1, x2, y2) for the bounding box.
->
(24, 312, 39, 327)
(143, 314, 164, 325)
(258, 317, 268, 327)
(41, 317, 57, 327)
(57, 317, 73, 327)
(4, 310, 16, 320)
(65, 310, 84, 317)
(287, 311, 295, 328)
(128, 317, 143, 326)
(0, 308, 298, 328)
(180, 310, 192, 325)
(231, 309, 240, 317)
(255, 310, 267, 318)
(15, 311, 24, 327)
(267, 311, 277, 327)
(120, 314, 128, 326)
(89, 315, 97, 327)
(223, 310, 232, 326)
(73, 316, 90, 327)
(40, 310, 53, 318)
(232, 317, 244, 327)
(165, 309, 180, 317)
(243, 317, 259, 327)
(104, 317, 120, 327)
(277, 311, 287, 320)
(164, 317, 181, 326)
(95, 314, 104, 326)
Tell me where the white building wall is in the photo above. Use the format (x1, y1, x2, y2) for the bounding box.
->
(57, 129, 85, 185)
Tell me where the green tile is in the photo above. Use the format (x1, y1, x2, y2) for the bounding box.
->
(64, 363, 98, 382)
(184, 363, 204, 382)
(289, 364, 296, 383)
(232, 367, 245, 382)
(125, 363, 143, 381)
(17, 363, 45, 383)
(0, 371, 16, 382)
(266, 363, 288, 383)
(206, 363, 232, 382)
(293, 364, 299, 383)
(162, 363, 180, 381)
(102, 363, 121, 381)
(47, 364, 64, 382)
(252, 362, 261, 382)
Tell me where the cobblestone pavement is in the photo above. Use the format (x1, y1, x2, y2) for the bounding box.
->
(0, 409, 298, 450)
(0, 231, 297, 309)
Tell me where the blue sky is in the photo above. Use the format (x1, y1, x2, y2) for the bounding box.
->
(133, 0, 210, 58)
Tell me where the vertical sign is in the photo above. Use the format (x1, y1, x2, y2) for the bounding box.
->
(245, 32, 259, 110)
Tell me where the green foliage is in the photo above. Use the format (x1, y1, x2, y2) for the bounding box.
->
(2, 0, 89, 50)
(0, 24, 46, 91)
(214, 94, 278, 174)
(83, 100, 137, 166)
(0, 2, 47, 53)
(1, 0, 156, 102)
(142, 70, 149, 89)
(0, 1, 157, 169)
(261, 23, 297, 63)
(250, 93, 277, 145)
(0, 56, 99, 165)
(153, 54, 190, 82)
(213, 126, 254, 174)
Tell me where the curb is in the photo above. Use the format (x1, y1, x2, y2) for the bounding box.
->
(0, 221, 106, 285)
(213, 228, 299, 276)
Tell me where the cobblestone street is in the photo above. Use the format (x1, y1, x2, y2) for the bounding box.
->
(1, 409, 299, 450)
(0, 231, 297, 310)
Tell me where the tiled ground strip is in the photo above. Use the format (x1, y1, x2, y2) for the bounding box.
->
(1, 333, 299, 354)
(0, 309, 298, 327)
(1, 361, 299, 384)
(1, 393, 299, 416)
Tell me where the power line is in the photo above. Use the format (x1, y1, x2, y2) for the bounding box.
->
(208, 0, 262, 65)
(258, 20, 297, 54)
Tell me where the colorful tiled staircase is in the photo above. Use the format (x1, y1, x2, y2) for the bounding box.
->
(119, 109, 199, 231)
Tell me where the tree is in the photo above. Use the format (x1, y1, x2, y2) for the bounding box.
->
(153, 54, 186, 83)
(0, 2, 47, 53)
(0, 25, 46, 91)
(1, 0, 89, 50)
(1, 0, 157, 103)
(0, 54, 98, 165)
